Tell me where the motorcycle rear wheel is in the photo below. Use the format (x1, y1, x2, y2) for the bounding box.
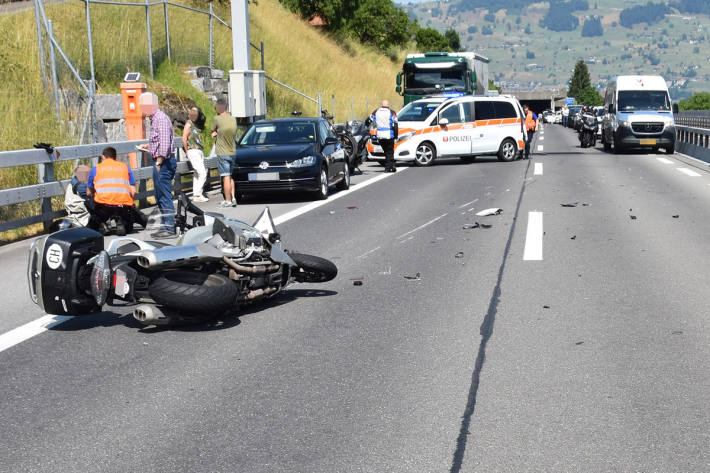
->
(148, 271, 238, 314)
(288, 252, 338, 283)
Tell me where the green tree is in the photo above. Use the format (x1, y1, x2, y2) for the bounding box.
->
(444, 28, 461, 51)
(351, 0, 411, 50)
(577, 86, 603, 105)
(415, 27, 451, 51)
(679, 92, 710, 110)
(279, 0, 359, 32)
(568, 60, 592, 98)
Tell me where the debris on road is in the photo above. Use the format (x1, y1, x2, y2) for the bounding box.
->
(480, 223, 492, 229)
(329, 211, 335, 215)
(455, 252, 464, 258)
(570, 235, 576, 240)
(347, 206, 358, 210)
(353, 280, 363, 286)
(463, 223, 480, 229)
(403, 272, 421, 281)
(630, 215, 637, 220)
(575, 341, 584, 346)
(475, 208, 502, 216)
(672, 215, 679, 218)
(560, 203, 578, 207)
(672, 330, 683, 335)
(543, 305, 550, 309)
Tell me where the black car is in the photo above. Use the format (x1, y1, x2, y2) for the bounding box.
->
(233, 117, 350, 200)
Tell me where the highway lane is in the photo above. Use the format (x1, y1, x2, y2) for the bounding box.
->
(1, 126, 709, 472)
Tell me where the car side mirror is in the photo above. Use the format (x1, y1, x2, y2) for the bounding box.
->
(324, 136, 338, 146)
(439, 118, 449, 127)
(396, 86, 402, 94)
(672, 103, 679, 114)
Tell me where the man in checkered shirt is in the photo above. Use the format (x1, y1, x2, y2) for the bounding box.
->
(138, 92, 176, 239)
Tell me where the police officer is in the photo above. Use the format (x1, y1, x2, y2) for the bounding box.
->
(370, 100, 399, 172)
(523, 105, 539, 159)
(87, 147, 147, 235)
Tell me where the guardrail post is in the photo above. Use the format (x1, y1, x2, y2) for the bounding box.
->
(37, 158, 56, 232)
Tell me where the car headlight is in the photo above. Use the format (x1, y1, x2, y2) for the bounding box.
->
(397, 131, 415, 143)
(621, 121, 630, 127)
(287, 156, 316, 168)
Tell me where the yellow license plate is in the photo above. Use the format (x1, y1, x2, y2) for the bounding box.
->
(639, 139, 657, 145)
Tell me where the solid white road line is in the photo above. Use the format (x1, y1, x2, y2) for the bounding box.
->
(357, 246, 381, 259)
(274, 168, 407, 225)
(0, 315, 73, 353)
(523, 212, 544, 261)
(656, 157, 673, 164)
(534, 163, 543, 175)
(459, 198, 479, 209)
(677, 167, 702, 177)
(0, 169, 406, 354)
(397, 213, 448, 240)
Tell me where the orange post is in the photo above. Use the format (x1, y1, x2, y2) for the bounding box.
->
(120, 82, 147, 168)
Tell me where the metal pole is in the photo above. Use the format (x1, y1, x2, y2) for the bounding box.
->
(47, 20, 60, 121)
(231, 0, 250, 70)
(35, 0, 47, 90)
(260, 40, 264, 70)
(331, 94, 335, 120)
(350, 96, 354, 120)
(85, 0, 97, 143)
(163, 0, 170, 61)
(317, 93, 322, 118)
(209, 3, 213, 69)
(37, 156, 56, 232)
(145, 0, 153, 78)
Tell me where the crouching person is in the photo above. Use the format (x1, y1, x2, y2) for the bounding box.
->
(64, 164, 91, 227)
(87, 146, 148, 235)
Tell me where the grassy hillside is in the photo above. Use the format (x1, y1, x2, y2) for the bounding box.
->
(408, 0, 710, 97)
(0, 0, 403, 240)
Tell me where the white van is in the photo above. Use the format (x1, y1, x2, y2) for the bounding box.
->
(601, 75, 678, 154)
(367, 95, 526, 166)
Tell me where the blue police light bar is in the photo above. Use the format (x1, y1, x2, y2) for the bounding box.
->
(442, 91, 465, 97)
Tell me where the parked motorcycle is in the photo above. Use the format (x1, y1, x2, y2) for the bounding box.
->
(27, 198, 337, 326)
(333, 119, 370, 173)
(578, 109, 598, 148)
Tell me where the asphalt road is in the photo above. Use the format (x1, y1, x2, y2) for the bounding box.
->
(1, 125, 709, 472)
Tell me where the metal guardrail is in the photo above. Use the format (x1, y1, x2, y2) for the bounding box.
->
(675, 124, 710, 164)
(675, 110, 710, 129)
(0, 138, 219, 233)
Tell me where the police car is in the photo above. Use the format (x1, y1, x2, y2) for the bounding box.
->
(368, 95, 527, 166)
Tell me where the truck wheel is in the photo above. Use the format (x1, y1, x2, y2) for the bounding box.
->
(414, 142, 436, 166)
(666, 145, 675, 155)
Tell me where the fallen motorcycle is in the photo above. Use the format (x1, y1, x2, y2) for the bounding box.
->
(27, 203, 337, 326)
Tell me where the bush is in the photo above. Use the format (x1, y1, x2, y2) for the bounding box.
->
(679, 92, 710, 110)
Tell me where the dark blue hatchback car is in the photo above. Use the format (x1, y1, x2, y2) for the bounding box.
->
(233, 118, 350, 201)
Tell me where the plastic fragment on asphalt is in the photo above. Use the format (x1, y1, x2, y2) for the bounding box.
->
(329, 211, 335, 215)
(570, 235, 576, 240)
(455, 252, 464, 258)
(575, 341, 584, 345)
(543, 305, 550, 309)
(672, 330, 683, 335)
(403, 272, 421, 280)
(463, 223, 480, 229)
(480, 223, 492, 229)
(353, 280, 363, 286)
(347, 206, 358, 210)
(560, 203, 579, 207)
(475, 208, 502, 216)
(630, 215, 637, 220)
(672, 215, 679, 218)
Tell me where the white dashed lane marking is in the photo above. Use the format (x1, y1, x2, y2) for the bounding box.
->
(534, 163, 543, 175)
(523, 212, 544, 261)
(656, 157, 673, 164)
(537, 145, 544, 151)
(677, 167, 701, 177)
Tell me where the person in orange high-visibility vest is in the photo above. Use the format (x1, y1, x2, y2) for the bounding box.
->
(523, 105, 539, 159)
(86, 147, 147, 235)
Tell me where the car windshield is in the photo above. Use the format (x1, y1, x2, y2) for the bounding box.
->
(618, 90, 671, 112)
(240, 122, 316, 146)
(397, 101, 444, 122)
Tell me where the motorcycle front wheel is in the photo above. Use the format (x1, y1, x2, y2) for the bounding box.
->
(288, 252, 338, 283)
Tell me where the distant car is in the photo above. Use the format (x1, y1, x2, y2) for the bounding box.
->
(233, 117, 349, 201)
(567, 105, 582, 128)
(554, 111, 562, 124)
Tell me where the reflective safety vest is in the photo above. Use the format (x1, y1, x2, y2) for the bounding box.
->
(93, 159, 134, 206)
(525, 110, 537, 131)
(372, 107, 398, 140)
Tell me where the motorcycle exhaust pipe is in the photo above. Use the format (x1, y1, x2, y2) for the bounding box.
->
(137, 243, 223, 269)
(223, 256, 280, 275)
(132, 304, 213, 326)
(245, 286, 279, 301)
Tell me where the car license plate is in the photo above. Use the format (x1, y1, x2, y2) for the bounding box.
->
(248, 172, 279, 181)
(639, 139, 657, 145)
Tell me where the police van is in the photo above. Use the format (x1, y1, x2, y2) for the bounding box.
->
(601, 75, 678, 154)
(367, 95, 526, 166)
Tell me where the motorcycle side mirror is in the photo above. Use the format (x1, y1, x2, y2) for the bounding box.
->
(252, 207, 277, 238)
(672, 103, 679, 114)
(213, 217, 238, 245)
